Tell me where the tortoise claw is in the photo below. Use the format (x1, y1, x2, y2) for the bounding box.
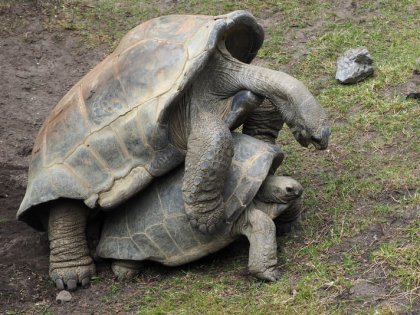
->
(81, 277, 90, 288)
(55, 279, 65, 290)
(67, 279, 77, 291)
(255, 267, 282, 282)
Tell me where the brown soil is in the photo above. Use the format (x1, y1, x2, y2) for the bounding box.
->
(0, 2, 109, 312)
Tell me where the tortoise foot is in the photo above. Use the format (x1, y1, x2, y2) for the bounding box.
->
(50, 260, 96, 291)
(111, 260, 142, 280)
(253, 266, 282, 282)
(187, 201, 226, 235)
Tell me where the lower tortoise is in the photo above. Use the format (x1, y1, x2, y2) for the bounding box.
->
(17, 11, 329, 290)
(98, 133, 303, 281)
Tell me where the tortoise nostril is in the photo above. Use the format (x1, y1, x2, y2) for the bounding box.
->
(310, 135, 321, 144)
(286, 186, 294, 193)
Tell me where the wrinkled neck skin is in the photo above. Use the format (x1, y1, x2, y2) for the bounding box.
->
(170, 42, 329, 151)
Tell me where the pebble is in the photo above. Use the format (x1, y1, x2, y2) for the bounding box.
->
(56, 290, 72, 303)
(336, 47, 374, 84)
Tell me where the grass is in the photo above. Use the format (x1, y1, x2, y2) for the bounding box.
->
(4, 0, 420, 314)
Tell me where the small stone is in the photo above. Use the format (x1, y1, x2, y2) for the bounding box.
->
(336, 47, 374, 84)
(56, 290, 72, 303)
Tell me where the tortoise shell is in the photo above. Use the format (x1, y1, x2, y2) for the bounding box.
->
(97, 133, 284, 266)
(17, 11, 264, 230)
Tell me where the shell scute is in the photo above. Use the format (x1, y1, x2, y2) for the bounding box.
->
(45, 91, 90, 166)
(85, 126, 132, 178)
(132, 233, 164, 260)
(156, 171, 184, 216)
(65, 145, 113, 193)
(82, 66, 129, 127)
(117, 39, 187, 108)
(115, 15, 210, 53)
(111, 110, 153, 167)
(165, 215, 200, 250)
(98, 166, 153, 209)
(145, 223, 182, 258)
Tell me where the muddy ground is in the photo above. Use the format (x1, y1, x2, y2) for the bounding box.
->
(0, 2, 111, 313)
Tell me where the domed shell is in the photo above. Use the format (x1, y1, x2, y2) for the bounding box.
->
(97, 133, 283, 266)
(17, 11, 264, 230)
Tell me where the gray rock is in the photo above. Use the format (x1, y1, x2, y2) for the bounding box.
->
(336, 47, 374, 84)
(56, 290, 72, 303)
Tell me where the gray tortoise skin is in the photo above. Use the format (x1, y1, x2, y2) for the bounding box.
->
(17, 10, 329, 290)
(98, 133, 304, 281)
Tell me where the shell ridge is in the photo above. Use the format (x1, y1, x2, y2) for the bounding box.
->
(144, 224, 169, 259)
(84, 145, 114, 176)
(108, 124, 132, 161)
(61, 162, 92, 191)
(116, 38, 185, 62)
(77, 84, 92, 131)
(155, 184, 185, 254)
(124, 207, 147, 257)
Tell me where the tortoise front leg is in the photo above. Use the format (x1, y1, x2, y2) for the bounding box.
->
(48, 200, 95, 290)
(182, 111, 233, 234)
(224, 90, 264, 130)
(232, 206, 281, 281)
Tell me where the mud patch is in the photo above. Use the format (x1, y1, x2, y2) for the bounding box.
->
(0, 2, 105, 312)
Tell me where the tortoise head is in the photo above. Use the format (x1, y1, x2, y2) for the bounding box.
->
(212, 11, 331, 150)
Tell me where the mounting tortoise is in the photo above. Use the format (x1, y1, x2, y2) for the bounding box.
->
(97, 133, 304, 281)
(17, 11, 329, 290)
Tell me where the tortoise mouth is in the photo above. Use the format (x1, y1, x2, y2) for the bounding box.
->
(292, 126, 330, 150)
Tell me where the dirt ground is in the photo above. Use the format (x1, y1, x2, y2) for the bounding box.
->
(0, 1, 418, 314)
(0, 2, 111, 313)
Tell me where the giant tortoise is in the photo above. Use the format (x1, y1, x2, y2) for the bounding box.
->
(17, 10, 329, 290)
(97, 133, 303, 281)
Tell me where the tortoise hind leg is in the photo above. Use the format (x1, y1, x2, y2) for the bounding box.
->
(232, 206, 281, 281)
(48, 200, 95, 291)
(111, 260, 142, 280)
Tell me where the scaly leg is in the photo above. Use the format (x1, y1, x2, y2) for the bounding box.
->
(183, 111, 233, 234)
(48, 200, 95, 291)
(232, 206, 281, 281)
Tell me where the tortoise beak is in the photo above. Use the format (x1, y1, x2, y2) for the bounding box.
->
(293, 126, 330, 150)
(310, 126, 330, 150)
